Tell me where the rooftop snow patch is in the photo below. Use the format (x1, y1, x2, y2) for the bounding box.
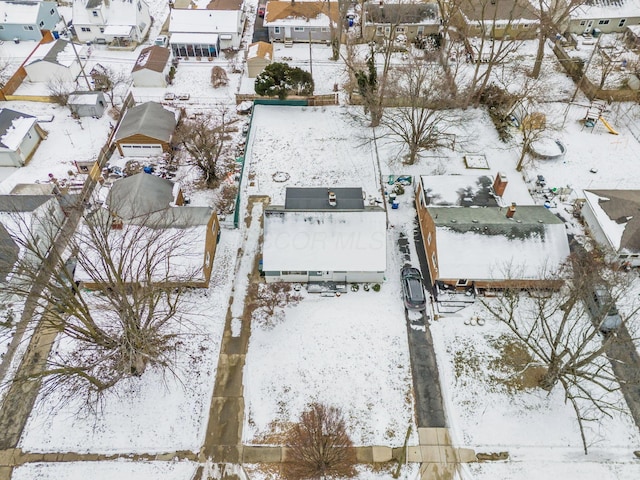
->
(262, 208, 386, 272)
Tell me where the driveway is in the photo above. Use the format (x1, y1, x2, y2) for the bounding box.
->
(252, 15, 268, 43)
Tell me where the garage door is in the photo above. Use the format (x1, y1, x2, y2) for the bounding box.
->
(120, 144, 163, 157)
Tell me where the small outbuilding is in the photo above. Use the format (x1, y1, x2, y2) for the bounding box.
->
(132, 46, 172, 88)
(0, 108, 46, 167)
(113, 102, 177, 157)
(68, 91, 107, 118)
(246, 41, 273, 78)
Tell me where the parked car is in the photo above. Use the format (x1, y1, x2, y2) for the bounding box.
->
(154, 35, 168, 47)
(401, 266, 426, 311)
(585, 285, 622, 335)
(258, 3, 266, 17)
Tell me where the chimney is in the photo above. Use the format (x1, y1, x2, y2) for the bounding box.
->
(328, 191, 337, 207)
(506, 202, 516, 219)
(493, 172, 508, 197)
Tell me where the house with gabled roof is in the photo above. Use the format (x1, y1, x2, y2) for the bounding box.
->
(23, 39, 84, 83)
(71, 0, 151, 45)
(363, 2, 440, 44)
(450, 0, 539, 40)
(0, 108, 46, 167)
(581, 189, 640, 267)
(0, 194, 65, 290)
(132, 46, 172, 87)
(169, 3, 246, 56)
(263, 1, 339, 44)
(68, 91, 106, 118)
(75, 172, 220, 288)
(415, 173, 570, 290)
(567, 0, 640, 35)
(113, 102, 178, 157)
(0, 1, 61, 42)
(262, 187, 387, 284)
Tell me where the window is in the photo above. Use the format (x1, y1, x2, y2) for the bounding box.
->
(99, 27, 104, 33)
(0, 26, 4, 30)
(81, 27, 91, 32)
(619, 254, 629, 259)
(138, 1, 142, 11)
(50, 8, 55, 15)
(376, 25, 384, 36)
(619, 19, 626, 28)
(294, 26, 304, 32)
(23, 25, 34, 30)
(417, 26, 424, 34)
(521, 24, 530, 29)
(321, 27, 329, 32)
(39, 21, 45, 28)
(427, 232, 432, 246)
(598, 19, 610, 25)
(431, 252, 437, 270)
(396, 26, 406, 34)
(282, 271, 306, 275)
(92, 10, 98, 17)
(274, 26, 281, 34)
(579, 20, 586, 26)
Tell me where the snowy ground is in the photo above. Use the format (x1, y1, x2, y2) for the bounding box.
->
(18, 229, 239, 454)
(12, 460, 198, 480)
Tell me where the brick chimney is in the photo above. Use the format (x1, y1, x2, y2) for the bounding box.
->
(493, 172, 508, 197)
(506, 203, 516, 219)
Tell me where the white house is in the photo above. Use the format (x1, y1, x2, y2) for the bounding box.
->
(132, 45, 172, 87)
(0, 1, 61, 42)
(0, 109, 45, 167)
(581, 189, 640, 267)
(568, 0, 640, 35)
(169, 7, 246, 55)
(263, 1, 339, 44)
(262, 187, 387, 284)
(24, 39, 83, 83)
(71, 0, 151, 45)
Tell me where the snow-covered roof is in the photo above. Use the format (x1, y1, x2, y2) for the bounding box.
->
(169, 8, 241, 34)
(247, 41, 273, 61)
(132, 46, 170, 73)
(169, 32, 220, 44)
(365, 3, 440, 25)
(0, 109, 37, 151)
(432, 206, 570, 280)
(459, 0, 537, 23)
(103, 25, 134, 36)
(583, 189, 640, 253)
(107, 173, 176, 220)
(419, 173, 533, 208)
(264, 1, 339, 27)
(262, 208, 387, 272)
(68, 91, 103, 105)
(572, 0, 640, 20)
(0, 0, 44, 24)
(114, 102, 177, 144)
(72, 0, 148, 28)
(25, 40, 79, 68)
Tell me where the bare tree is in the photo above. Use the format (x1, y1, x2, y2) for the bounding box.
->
(594, 42, 625, 90)
(173, 109, 237, 187)
(91, 65, 130, 107)
(0, 58, 12, 89)
(282, 403, 357, 480)
(1, 202, 203, 404)
(47, 78, 74, 106)
(481, 248, 639, 454)
(250, 282, 301, 328)
(380, 56, 458, 164)
(211, 66, 229, 88)
(530, 0, 586, 79)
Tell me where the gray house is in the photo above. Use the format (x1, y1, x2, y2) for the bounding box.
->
(264, 1, 339, 44)
(363, 3, 440, 44)
(68, 91, 107, 118)
(0, 108, 46, 168)
(0, 1, 61, 42)
(262, 187, 387, 284)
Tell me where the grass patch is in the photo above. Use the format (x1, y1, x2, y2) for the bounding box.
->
(489, 335, 545, 392)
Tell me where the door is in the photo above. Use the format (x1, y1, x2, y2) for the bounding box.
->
(285, 26, 292, 39)
(584, 20, 593, 35)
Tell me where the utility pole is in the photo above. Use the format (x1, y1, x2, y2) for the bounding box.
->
(60, 15, 93, 91)
(309, 29, 313, 79)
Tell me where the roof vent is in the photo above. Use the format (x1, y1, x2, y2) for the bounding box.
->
(328, 191, 337, 207)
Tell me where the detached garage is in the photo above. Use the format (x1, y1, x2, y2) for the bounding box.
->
(113, 102, 177, 157)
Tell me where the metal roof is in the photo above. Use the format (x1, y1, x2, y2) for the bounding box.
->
(0, 195, 55, 212)
(284, 187, 365, 211)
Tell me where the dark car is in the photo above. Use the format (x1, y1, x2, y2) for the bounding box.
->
(401, 266, 427, 311)
(585, 285, 623, 335)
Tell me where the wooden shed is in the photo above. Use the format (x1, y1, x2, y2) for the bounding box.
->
(246, 41, 273, 78)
